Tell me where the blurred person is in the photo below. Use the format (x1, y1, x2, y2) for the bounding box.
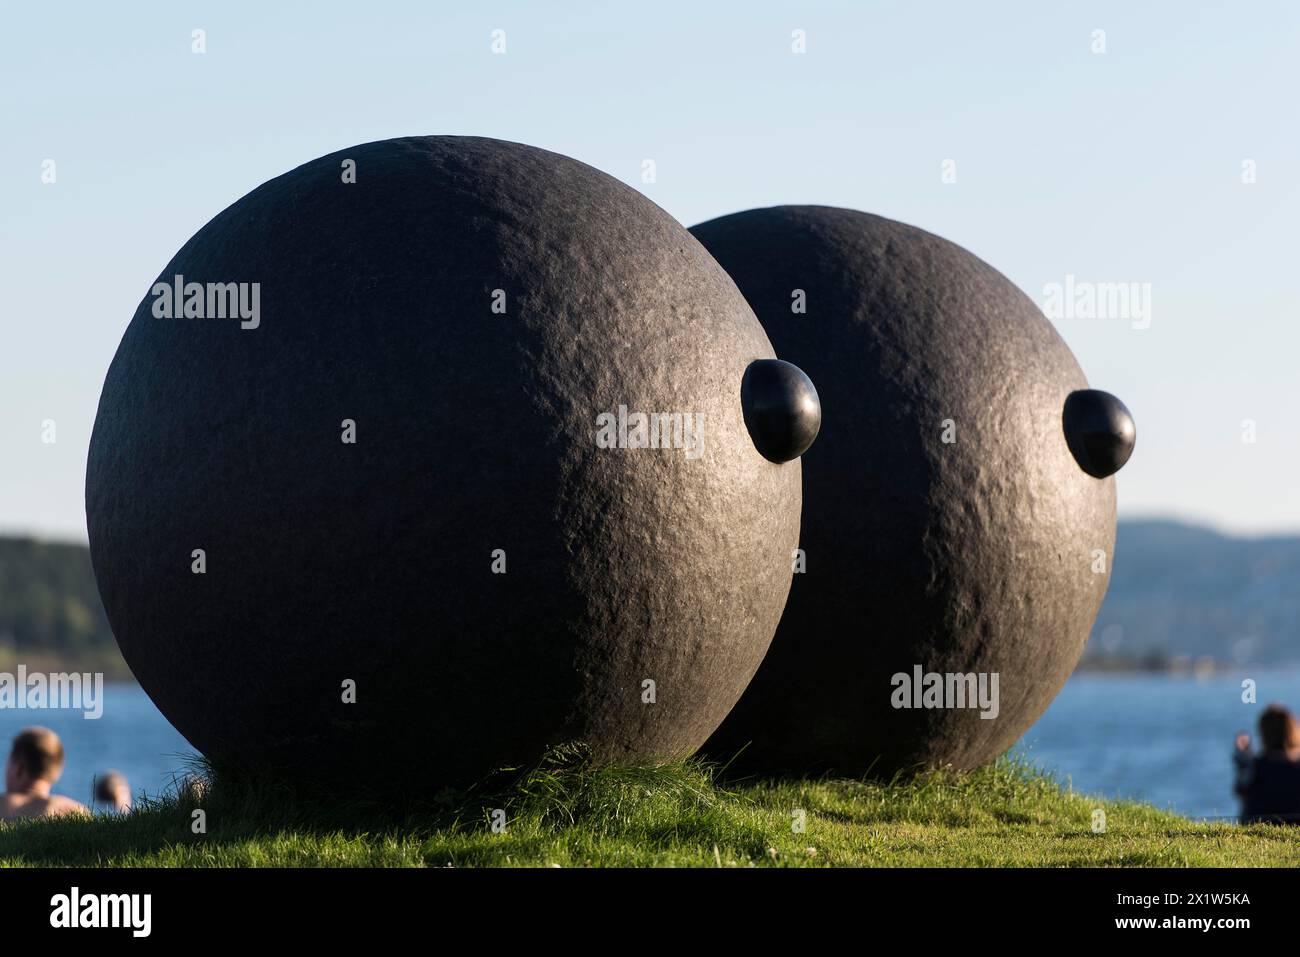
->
(93, 770, 131, 813)
(1234, 703, 1300, 824)
(0, 727, 90, 821)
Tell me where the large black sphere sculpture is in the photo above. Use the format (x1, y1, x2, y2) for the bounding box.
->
(691, 206, 1135, 777)
(85, 137, 814, 791)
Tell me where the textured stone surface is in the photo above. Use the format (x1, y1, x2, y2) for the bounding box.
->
(86, 137, 802, 789)
(692, 205, 1121, 777)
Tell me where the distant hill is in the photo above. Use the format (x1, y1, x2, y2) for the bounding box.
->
(1, 521, 1297, 679)
(0, 536, 129, 678)
(1087, 520, 1300, 668)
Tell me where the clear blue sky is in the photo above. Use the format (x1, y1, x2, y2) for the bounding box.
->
(4, 1, 1298, 540)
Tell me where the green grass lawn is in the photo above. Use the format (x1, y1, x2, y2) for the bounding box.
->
(1, 754, 1296, 867)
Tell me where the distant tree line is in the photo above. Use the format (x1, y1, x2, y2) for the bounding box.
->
(0, 536, 129, 677)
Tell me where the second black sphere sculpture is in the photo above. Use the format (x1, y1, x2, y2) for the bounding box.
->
(85, 137, 818, 791)
(692, 205, 1135, 777)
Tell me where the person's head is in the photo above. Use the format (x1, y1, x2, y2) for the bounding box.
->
(1258, 704, 1300, 753)
(93, 771, 131, 812)
(4, 727, 66, 792)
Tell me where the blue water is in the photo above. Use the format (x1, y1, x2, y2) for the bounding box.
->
(0, 684, 196, 808)
(1015, 669, 1300, 820)
(3, 672, 1293, 818)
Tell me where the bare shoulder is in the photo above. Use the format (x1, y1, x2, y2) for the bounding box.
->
(0, 793, 90, 821)
(46, 795, 91, 818)
(0, 794, 27, 820)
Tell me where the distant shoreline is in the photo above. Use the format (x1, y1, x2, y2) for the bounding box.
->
(0, 651, 133, 683)
(1075, 656, 1296, 676)
(3, 649, 1295, 686)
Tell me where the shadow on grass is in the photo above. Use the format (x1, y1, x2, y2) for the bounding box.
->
(2, 749, 1243, 867)
(0, 744, 769, 866)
